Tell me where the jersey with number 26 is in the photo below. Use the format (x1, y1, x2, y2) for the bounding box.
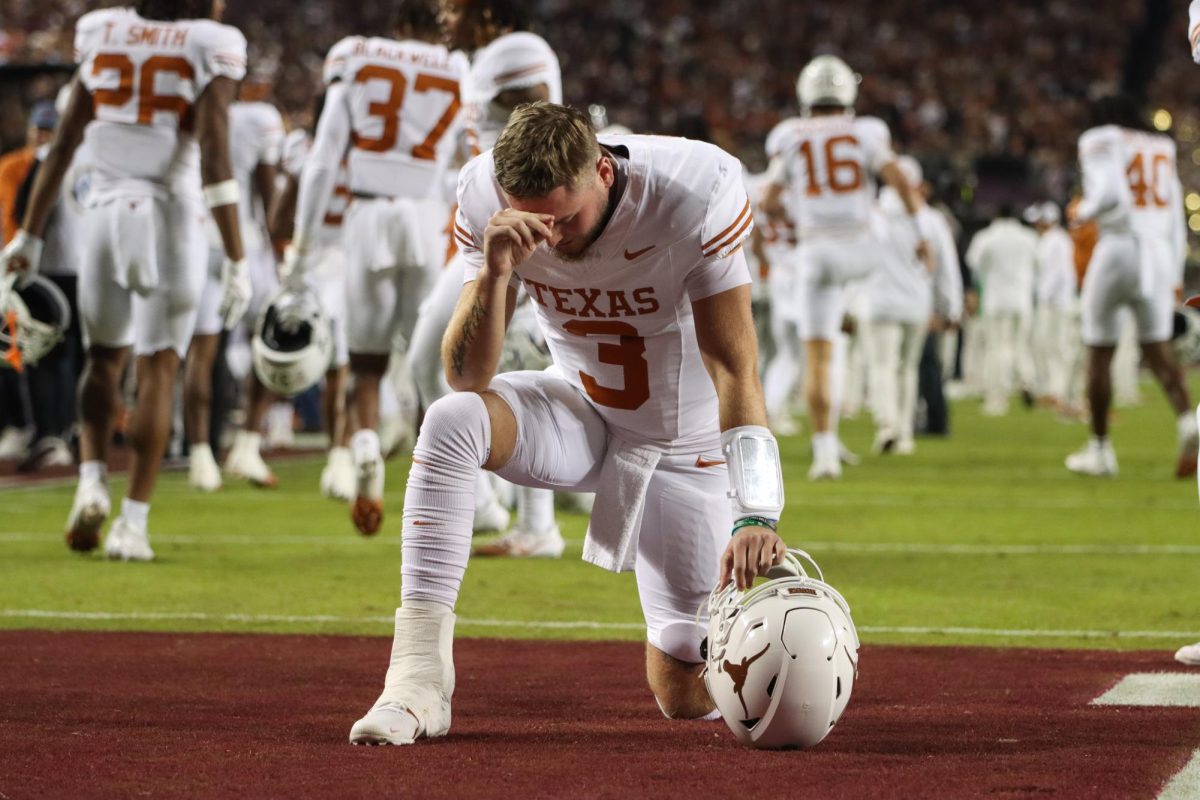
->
(75, 8, 247, 195)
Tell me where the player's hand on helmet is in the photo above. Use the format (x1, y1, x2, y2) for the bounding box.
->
(720, 523, 787, 591)
(483, 210, 555, 278)
(0, 230, 44, 286)
(218, 257, 252, 330)
(279, 244, 310, 293)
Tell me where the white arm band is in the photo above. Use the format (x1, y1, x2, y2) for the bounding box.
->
(203, 179, 240, 209)
(721, 425, 785, 520)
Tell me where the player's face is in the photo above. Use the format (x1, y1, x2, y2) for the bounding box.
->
(438, 0, 469, 49)
(508, 156, 614, 261)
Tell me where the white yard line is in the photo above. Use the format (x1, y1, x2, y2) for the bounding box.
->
(2, 532, 1199, 556)
(1, 608, 1197, 639)
(1159, 750, 1200, 800)
(1092, 674, 1200, 708)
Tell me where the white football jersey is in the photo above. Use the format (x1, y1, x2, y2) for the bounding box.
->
(74, 8, 247, 196)
(281, 128, 350, 246)
(767, 114, 894, 234)
(454, 135, 752, 451)
(322, 36, 468, 199)
(1124, 130, 1186, 274)
(464, 32, 562, 151)
(1076, 125, 1136, 233)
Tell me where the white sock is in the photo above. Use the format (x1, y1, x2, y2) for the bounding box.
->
(1090, 435, 1108, 449)
(473, 469, 497, 512)
(812, 431, 836, 461)
(235, 429, 262, 453)
(351, 428, 381, 463)
(380, 601, 456, 704)
(517, 486, 555, 533)
(191, 443, 213, 462)
(401, 393, 491, 608)
(120, 497, 149, 528)
(1178, 412, 1199, 442)
(80, 460, 106, 485)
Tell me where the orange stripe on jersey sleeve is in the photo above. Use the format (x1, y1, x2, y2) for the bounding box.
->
(702, 214, 754, 259)
(701, 199, 752, 251)
(1191, 25, 1200, 52)
(492, 63, 550, 86)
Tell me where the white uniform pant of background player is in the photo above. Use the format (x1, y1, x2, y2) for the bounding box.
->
(863, 320, 925, 445)
(79, 192, 207, 357)
(978, 312, 1032, 414)
(343, 197, 446, 355)
(194, 244, 279, 338)
(408, 255, 463, 409)
(1032, 305, 1074, 404)
(763, 252, 804, 425)
(485, 371, 728, 662)
(1080, 233, 1174, 347)
(797, 229, 878, 342)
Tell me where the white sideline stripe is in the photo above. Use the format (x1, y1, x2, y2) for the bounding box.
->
(1159, 750, 1200, 800)
(1, 532, 1199, 557)
(2, 609, 1199, 639)
(0, 609, 644, 631)
(1092, 674, 1200, 708)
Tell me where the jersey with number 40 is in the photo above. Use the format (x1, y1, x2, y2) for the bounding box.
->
(74, 7, 247, 196)
(767, 114, 894, 235)
(322, 36, 469, 199)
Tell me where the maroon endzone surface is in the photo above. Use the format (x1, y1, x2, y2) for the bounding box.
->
(1, 631, 1198, 799)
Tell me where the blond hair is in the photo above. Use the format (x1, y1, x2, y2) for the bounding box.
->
(493, 102, 600, 198)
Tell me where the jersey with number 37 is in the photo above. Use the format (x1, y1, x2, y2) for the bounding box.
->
(322, 36, 468, 199)
(767, 114, 893, 235)
(74, 8, 247, 196)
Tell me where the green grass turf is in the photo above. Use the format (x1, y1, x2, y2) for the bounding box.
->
(1, 383, 1198, 650)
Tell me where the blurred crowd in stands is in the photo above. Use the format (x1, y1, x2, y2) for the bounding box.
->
(1, 1, 1188, 193)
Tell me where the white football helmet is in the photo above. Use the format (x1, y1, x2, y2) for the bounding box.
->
(703, 549, 859, 750)
(1173, 305, 1200, 366)
(0, 273, 71, 370)
(251, 286, 333, 397)
(796, 55, 860, 111)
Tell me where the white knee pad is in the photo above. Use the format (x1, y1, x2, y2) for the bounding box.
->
(654, 620, 706, 665)
(416, 392, 492, 468)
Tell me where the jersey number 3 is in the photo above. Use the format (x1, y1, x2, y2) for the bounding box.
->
(352, 65, 460, 160)
(563, 321, 650, 411)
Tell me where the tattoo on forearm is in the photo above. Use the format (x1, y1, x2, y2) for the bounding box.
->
(450, 294, 488, 377)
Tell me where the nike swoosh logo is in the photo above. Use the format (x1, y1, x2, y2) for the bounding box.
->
(624, 245, 656, 260)
(412, 520, 436, 526)
(695, 455, 726, 469)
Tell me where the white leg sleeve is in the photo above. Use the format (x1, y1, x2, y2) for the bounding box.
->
(400, 392, 491, 608)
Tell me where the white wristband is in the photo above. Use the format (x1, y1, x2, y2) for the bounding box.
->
(203, 179, 240, 209)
